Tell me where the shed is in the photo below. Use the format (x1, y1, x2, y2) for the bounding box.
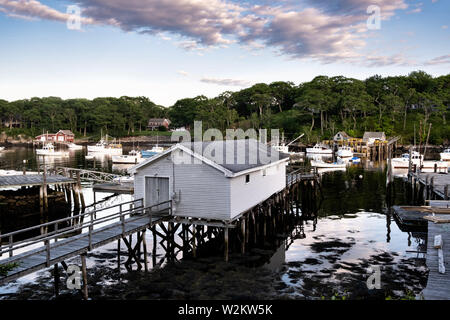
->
(333, 131, 350, 141)
(128, 139, 289, 221)
(35, 133, 56, 142)
(56, 130, 75, 142)
(363, 132, 386, 145)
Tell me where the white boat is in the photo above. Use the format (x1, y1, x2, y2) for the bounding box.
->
(391, 151, 448, 171)
(272, 134, 305, 155)
(306, 143, 333, 154)
(0, 147, 4, 152)
(141, 146, 164, 158)
(87, 139, 123, 155)
(440, 148, 450, 161)
(337, 146, 353, 158)
(67, 143, 83, 150)
(311, 158, 346, 168)
(391, 152, 423, 169)
(36, 143, 67, 156)
(112, 150, 145, 164)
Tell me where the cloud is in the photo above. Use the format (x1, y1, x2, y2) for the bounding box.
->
(424, 54, 450, 65)
(200, 77, 252, 87)
(0, 0, 96, 25)
(0, 0, 414, 66)
(177, 70, 189, 77)
(442, 25, 448, 29)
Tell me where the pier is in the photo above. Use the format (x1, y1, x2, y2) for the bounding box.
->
(422, 221, 450, 300)
(0, 169, 320, 299)
(408, 171, 450, 200)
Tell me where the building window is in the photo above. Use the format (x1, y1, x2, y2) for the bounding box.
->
(245, 174, 250, 183)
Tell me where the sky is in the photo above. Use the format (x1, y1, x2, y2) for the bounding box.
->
(0, 0, 449, 107)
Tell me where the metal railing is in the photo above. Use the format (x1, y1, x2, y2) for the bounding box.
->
(0, 198, 172, 268)
(53, 167, 123, 183)
(287, 167, 317, 185)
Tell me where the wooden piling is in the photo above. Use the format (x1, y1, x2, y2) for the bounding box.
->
(81, 253, 88, 300)
(54, 264, 59, 297)
(142, 230, 148, 272)
(224, 227, 229, 262)
(241, 218, 245, 254)
(117, 239, 121, 272)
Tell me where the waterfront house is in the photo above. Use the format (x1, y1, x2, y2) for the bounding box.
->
(35, 130, 74, 143)
(333, 131, 350, 142)
(35, 133, 56, 142)
(128, 139, 289, 221)
(147, 118, 171, 131)
(363, 132, 386, 145)
(55, 130, 75, 143)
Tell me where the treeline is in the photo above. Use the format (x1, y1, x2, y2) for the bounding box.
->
(0, 96, 168, 138)
(169, 71, 450, 145)
(0, 70, 449, 144)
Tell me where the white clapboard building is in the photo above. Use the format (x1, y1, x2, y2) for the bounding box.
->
(128, 139, 289, 222)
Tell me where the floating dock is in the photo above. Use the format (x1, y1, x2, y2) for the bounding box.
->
(422, 221, 450, 300)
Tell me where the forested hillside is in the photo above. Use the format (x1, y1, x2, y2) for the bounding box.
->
(1, 71, 449, 144)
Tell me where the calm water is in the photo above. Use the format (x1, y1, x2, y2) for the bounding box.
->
(0, 147, 428, 300)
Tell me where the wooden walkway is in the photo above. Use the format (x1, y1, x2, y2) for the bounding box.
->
(422, 221, 450, 300)
(93, 183, 134, 194)
(287, 169, 319, 186)
(0, 198, 170, 285)
(408, 172, 450, 199)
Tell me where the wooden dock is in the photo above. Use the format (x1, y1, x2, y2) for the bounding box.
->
(392, 206, 428, 230)
(93, 182, 134, 194)
(422, 221, 450, 300)
(0, 174, 75, 188)
(408, 172, 450, 200)
(0, 199, 169, 286)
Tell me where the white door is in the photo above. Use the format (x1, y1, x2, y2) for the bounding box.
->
(145, 177, 170, 212)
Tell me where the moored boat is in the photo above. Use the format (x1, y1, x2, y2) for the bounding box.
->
(36, 143, 67, 156)
(141, 146, 164, 158)
(311, 158, 346, 168)
(306, 143, 333, 154)
(337, 146, 353, 158)
(0, 146, 4, 152)
(112, 150, 145, 164)
(440, 148, 450, 161)
(391, 152, 423, 169)
(67, 143, 83, 150)
(87, 139, 123, 155)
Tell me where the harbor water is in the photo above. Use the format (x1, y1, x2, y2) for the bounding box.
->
(0, 146, 429, 300)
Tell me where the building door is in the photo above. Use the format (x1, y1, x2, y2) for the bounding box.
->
(145, 177, 170, 212)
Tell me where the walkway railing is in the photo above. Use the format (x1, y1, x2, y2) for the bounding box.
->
(53, 167, 123, 183)
(287, 167, 318, 186)
(0, 198, 173, 269)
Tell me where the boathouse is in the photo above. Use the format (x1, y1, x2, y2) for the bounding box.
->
(35, 130, 74, 143)
(363, 132, 386, 145)
(333, 131, 350, 141)
(55, 130, 75, 142)
(128, 139, 289, 221)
